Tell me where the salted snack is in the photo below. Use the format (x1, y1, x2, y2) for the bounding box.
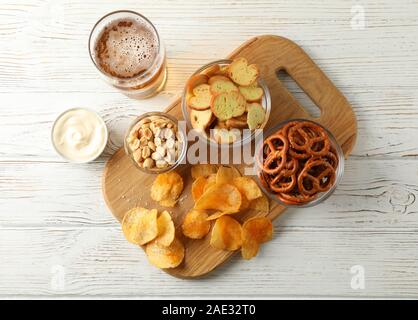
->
(119, 164, 274, 271)
(182, 164, 272, 258)
(121, 207, 158, 245)
(194, 183, 242, 213)
(146, 237, 185, 269)
(216, 165, 241, 184)
(189, 84, 212, 110)
(228, 57, 259, 86)
(210, 216, 242, 251)
(186, 74, 211, 110)
(210, 78, 238, 95)
(226, 114, 247, 129)
(247, 102, 266, 130)
(181, 209, 211, 239)
(185, 58, 267, 144)
(121, 208, 184, 269)
(211, 91, 247, 121)
(233, 177, 262, 201)
(190, 165, 267, 217)
(191, 164, 218, 179)
(248, 194, 269, 214)
(241, 217, 273, 260)
(258, 120, 339, 205)
(191, 176, 208, 201)
(190, 109, 214, 130)
(151, 171, 184, 207)
(154, 210, 175, 246)
(239, 84, 263, 102)
(125, 114, 182, 171)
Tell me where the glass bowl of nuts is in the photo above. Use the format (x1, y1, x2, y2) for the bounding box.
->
(124, 112, 187, 173)
(181, 59, 271, 147)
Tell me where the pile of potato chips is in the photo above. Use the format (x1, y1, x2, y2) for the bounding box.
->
(122, 207, 184, 268)
(183, 164, 273, 260)
(120, 164, 274, 271)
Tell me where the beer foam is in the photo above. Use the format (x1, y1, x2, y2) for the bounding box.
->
(94, 19, 159, 78)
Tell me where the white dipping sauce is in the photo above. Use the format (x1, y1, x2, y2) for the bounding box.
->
(52, 108, 107, 162)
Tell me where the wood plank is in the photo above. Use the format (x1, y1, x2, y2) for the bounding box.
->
(0, 1, 418, 93)
(1, 226, 418, 297)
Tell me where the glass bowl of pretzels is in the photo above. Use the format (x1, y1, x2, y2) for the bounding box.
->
(255, 119, 344, 207)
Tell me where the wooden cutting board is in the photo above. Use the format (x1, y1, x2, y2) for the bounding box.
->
(102, 35, 357, 278)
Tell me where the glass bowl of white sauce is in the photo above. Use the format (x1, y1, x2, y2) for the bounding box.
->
(51, 108, 108, 163)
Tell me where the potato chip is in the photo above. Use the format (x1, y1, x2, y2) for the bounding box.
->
(145, 237, 185, 269)
(233, 176, 262, 201)
(210, 216, 242, 251)
(121, 207, 158, 245)
(159, 198, 178, 208)
(203, 173, 217, 193)
(241, 217, 273, 260)
(206, 211, 235, 221)
(216, 165, 241, 185)
(243, 217, 273, 243)
(155, 211, 175, 247)
(191, 164, 218, 179)
(181, 209, 211, 239)
(241, 237, 259, 260)
(240, 194, 250, 211)
(248, 194, 269, 213)
(194, 183, 242, 213)
(151, 171, 184, 207)
(191, 176, 207, 201)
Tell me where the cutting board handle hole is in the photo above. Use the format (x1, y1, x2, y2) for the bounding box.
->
(276, 69, 322, 118)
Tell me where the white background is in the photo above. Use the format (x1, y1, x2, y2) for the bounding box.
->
(1, 0, 418, 298)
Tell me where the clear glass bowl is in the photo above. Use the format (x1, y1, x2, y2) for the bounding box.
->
(124, 112, 187, 174)
(51, 108, 108, 163)
(181, 59, 271, 147)
(254, 119, 345, 207)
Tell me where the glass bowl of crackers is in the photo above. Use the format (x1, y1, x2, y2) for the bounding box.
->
(181, 58, 271, 147)
(255, 119, 344, 207)
(124, 112, 187, 174)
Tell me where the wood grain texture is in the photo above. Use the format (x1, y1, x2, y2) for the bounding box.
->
(1, 225, 418, 298)
(102, 35, 357, 278)
(1, 0, 418, 297)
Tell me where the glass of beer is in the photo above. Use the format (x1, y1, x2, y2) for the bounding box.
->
(88, 10, 167, 98)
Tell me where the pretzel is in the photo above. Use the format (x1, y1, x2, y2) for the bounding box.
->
(297, 159, 336, 195)
(260, 133, 288, 175)
(322, 149, 339, 169)
(276, 192, 316, 205)
(269, 172, 297, 193)
(288, 122, 330, 157)
(258, 120, 339, 205)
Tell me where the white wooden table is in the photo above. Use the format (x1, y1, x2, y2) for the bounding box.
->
(1, 0, 418, 299)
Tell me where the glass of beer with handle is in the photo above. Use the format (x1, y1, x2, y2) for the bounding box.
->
(88, 10, 167, 98)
